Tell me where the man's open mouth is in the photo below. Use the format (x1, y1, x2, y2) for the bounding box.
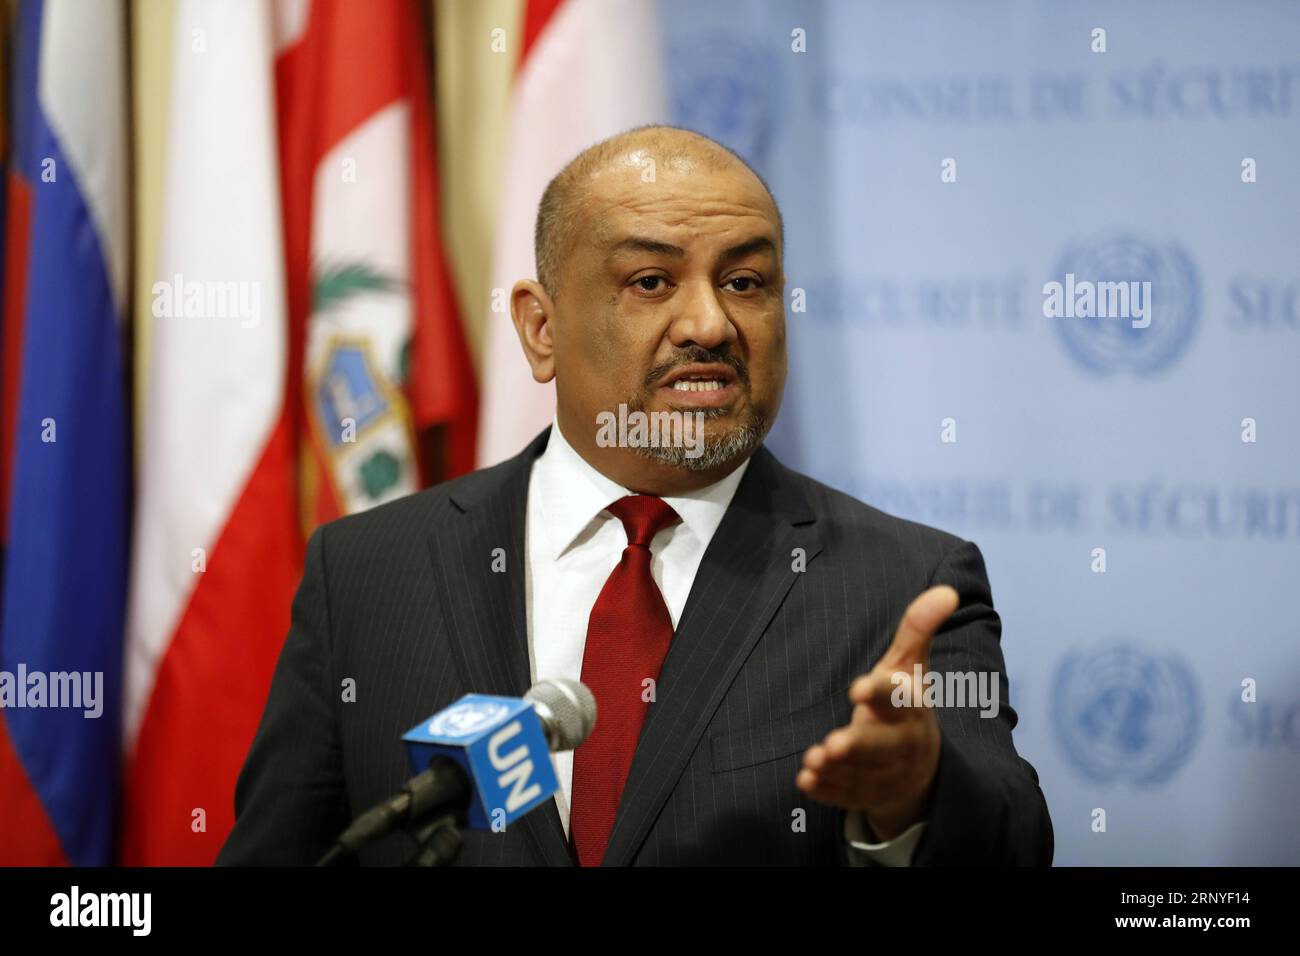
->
(654, 363, 741, 407)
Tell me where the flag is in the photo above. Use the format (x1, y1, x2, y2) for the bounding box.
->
(475, 0, 666, 466)
(123, 0, 478, 864)
(428, 0, 519, 456)
(122, 0, 299, 865)
(278, 0, 476, 529)
(0, 0, 130, 866)
(407, 3, 479, 479)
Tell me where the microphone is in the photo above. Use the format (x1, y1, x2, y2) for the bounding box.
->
(317, 678, 595, 865)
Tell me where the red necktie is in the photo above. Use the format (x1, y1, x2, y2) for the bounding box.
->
(570, 495, 681, 867)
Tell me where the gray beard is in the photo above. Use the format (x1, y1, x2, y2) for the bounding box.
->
(628, 405, 770, 472)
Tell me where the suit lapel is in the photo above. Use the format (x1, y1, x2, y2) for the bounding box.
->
(426, 433, 823, 867)
(601, 445, 824, 866)
(424, 426, 576, 866)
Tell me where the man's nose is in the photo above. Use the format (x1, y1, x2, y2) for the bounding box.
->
(667, 278, 738, 351)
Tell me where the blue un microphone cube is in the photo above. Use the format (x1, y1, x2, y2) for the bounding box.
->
(402, 694, 559, 831)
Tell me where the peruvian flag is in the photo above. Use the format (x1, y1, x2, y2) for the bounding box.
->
(123, 0, 473, 864)
(475, 0, 666, 466)
(278, 0, 476, 527)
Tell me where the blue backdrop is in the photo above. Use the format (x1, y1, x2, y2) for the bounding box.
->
(662, 0, 1300, 865)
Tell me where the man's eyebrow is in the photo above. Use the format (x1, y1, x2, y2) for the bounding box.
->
(719, 235, 778, 262)
(605, 236, 687, 258)
(604, 234, 779, 261)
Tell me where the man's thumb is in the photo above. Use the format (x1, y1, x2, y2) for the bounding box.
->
(882, 585, 960, 669)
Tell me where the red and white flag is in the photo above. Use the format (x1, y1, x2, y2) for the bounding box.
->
(123, 0, 475, 864)
(475, 0, 666, 466)
(123, 0, 299, 865)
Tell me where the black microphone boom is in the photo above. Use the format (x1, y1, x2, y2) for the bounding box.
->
(317, 756, 468, 866)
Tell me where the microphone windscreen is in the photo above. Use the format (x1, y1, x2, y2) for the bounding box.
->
(525, 677, 596, 751)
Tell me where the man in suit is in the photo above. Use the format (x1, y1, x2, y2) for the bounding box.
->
(217, 124, 1053, 866)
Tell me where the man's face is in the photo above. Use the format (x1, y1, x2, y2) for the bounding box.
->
(548, 151, 786, 487)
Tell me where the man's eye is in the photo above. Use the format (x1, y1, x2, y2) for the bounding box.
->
(725, 276, 762, 293)
(635, 275, 668, 293)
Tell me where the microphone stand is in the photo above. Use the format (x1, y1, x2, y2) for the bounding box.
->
(402, 810, 464, 867)
(317, 757, 469, 866)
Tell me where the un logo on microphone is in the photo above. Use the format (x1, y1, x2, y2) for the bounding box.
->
(1052, 643, 1200, 786)
(1050, 232, 1200, 376)
(428, 699, 511, 739)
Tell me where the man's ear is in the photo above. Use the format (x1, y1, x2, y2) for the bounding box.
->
(510, 279, 556, 384)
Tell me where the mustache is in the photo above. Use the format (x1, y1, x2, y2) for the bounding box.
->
(643, 346, 749, 389)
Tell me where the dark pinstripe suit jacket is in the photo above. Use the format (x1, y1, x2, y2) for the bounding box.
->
(217, 428, 1053, 866)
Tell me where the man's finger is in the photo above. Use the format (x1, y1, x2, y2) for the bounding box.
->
(879, 584, 959, 671)
(795, 767, 859, 808)
(850, 672, 921, 724)
(808, 718, 921, 774)
(801, 750, 865, 789)
(797, 763, 907, 812)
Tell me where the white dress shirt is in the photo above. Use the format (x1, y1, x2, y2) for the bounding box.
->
(522, 422, 925, 866)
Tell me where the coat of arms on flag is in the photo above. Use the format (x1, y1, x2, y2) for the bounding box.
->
(309, 263, 417, 512)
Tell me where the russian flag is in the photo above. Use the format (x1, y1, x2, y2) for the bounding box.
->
(0, 0, 129, 866)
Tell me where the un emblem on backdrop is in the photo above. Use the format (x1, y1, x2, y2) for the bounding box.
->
(1053, 232, 1200, 375)
(666, 35, 780, 166)
(1052, 643, 1200, 785)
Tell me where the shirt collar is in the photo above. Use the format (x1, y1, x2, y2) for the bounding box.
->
(531, 421, 750, 561)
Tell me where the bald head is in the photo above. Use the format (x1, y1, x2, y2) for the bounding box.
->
(533, 125, 783, 298)
(508, 122, 788, 494)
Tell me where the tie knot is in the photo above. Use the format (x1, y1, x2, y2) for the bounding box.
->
(606, 495, 680, 548)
